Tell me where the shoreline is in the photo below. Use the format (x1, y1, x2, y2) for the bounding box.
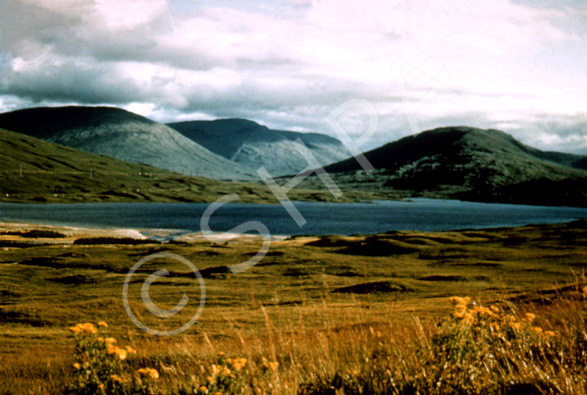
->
(1, 216, 587, 245)
(0, 221, 291, 244)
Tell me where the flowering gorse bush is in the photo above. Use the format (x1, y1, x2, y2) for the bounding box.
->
(189, 352, 280, 395)
(68, 323, 280, 395)
(68, 321, 158, 395)
(66, 287, 587, 394)
(299, 290, 587, 395)
(420, 297, 559, 393)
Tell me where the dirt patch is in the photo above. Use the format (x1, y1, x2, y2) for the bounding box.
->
(243, 250, 285, 257)
(332, 280, 412, 294)
(329, 270, 363, 277)
(338, 237, 421, 256)
(199, 265, 232, 278)
(418, 275, 491, 282)
(73, 237, 158, 245)
(0, 241, 37, 248)
(0, 309, 54, 327)
(19, 257, 61, 268)
(58, 252, 89, 258)
(2, 230, 66, 238)
(282, 268, 313, 277)
(51, 274, 98, 285)
(305, 236, 357, 248)
(449, 261, 502, 268)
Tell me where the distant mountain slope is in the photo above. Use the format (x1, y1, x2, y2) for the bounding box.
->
(318, 126, 587, 206)
(326, 127, 587, 174)
(167, 119, 351, 176)
(0, 106, 254, 180)
(0, 128, 367, 204)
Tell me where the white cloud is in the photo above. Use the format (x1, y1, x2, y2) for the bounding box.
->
(0, 0, 586, 153)
(93, 0, 168, 30)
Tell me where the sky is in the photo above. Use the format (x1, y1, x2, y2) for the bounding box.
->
(0, 0, 586, 153)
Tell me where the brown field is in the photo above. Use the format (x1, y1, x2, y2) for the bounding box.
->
(1, 219, 587, 394)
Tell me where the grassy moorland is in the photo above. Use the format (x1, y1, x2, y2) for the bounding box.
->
(1, 220, 587, 394)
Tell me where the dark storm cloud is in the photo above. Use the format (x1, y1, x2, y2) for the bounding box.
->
(0, 60, 143, 105)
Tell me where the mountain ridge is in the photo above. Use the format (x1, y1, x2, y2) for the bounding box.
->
(0, 127, 376, 204)
(0, 106, 254, 180)
(298, 126, 587, 207)
(325, 126, 587, 173)
(168, 118, 351, 176)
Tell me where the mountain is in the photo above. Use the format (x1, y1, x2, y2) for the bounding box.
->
(0, 106, 254, 180)
(320, 126, 587, 206)
(0, 128, 377, 204)
(167, 119, 351, 176)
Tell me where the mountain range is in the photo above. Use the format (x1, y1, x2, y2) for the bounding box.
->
(312, 126, 587, 206)
(0, 127, 368, 204)
(167, 119, 350, 176)
(0, 106, 258, 181)
(0, 106, 351, 180)
(1, 105, 586, 207)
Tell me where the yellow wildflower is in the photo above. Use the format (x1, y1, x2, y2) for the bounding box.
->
(449, 296, 471, 306)
(206, 376, 214, 383)
(453, 310, 466, 319)
(582, 286, 587, 295)
(545, 331, 556, 337)
(137, 367, 159, 380)
(218, 352, 225, 356)
(524, 313, 536, 323)
(125, 345, 137, 354)
(200, 386, 209, 393)
(111, 374, 122, 383)
(68, 322, 98, 334)
(118, 349, 128, 360)
(463, 312, 475, 324)
(532, 327, 543, 334)
(210, 364, 219, 375)
(474, 306, 494, 317)
(104, 337, 117, 344)
(107, 345, 128, 360)
(73, 363, 81, 370)
(229, 357, 247, 370)
(262, 361, 279, 371)
(97, 321, 108, 328)
(222, 367, 232, 376)
(82, 323, 97, 334)
(490, 305, 499, 313)
(98, 384, 104, 389)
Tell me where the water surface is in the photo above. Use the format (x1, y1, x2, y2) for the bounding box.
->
(1, 199, 585, 236)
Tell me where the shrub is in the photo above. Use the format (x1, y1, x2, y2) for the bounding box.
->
(67, 321, 157, 395)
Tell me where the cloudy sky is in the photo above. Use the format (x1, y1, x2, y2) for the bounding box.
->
(1, 0, 586, 153)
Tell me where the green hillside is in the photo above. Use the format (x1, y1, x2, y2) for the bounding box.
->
(0, 128, 364, 204)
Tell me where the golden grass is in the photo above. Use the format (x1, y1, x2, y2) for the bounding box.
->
(1, 220, 587, 393)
